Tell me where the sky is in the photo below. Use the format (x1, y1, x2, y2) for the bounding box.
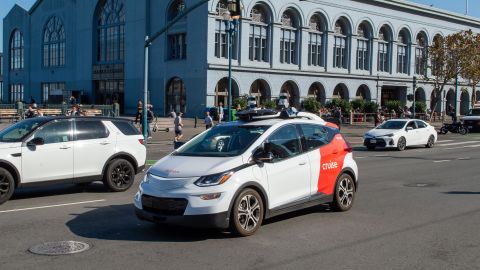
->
(0, 0, 479, 52)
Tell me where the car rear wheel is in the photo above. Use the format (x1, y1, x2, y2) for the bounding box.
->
(331, 173, 355, 212)
(426, 135, 435, 148)
(103, 159, 135, 192)
(397, 137, 406, 151)
(231, 189, 264, 237)
(0, 168, 15, 205)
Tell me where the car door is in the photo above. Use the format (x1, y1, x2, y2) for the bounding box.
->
(263, 124, 310, 209)
(415, 120, 429, 144)
(21, 120, 74, 183)
(73, 119, 116, 179)
(404, 121, 418, 146)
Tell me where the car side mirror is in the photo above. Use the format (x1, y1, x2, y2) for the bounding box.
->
(27, 137, 44, 147)
(252, 147, 273, 164)
(406, 127, 413, 131)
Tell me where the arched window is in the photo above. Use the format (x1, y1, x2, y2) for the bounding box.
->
(415, 32, 427, 76)
(308, 14, 326, 67)
(280, 9, 299, 65)
(43, 16, 65, 67)
(333, 19, 350, 69)
(356, 23, 370, 71)
(249, 5, 270, 62)
(214, 0, 238, 60)
(378, 26, 391, 73)
(96, 0, 125, 63)
(167, 0, 187, 60)
(397, 29, 410, 74)
(10, 30, 24, 70)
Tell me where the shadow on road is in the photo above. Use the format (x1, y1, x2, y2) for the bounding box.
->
(11, 182, 108, 200)
(66, 203, 234, 242)
(443, 191, 480, 195)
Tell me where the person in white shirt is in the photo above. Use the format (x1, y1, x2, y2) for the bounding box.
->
(218, 103, 224, 123)
(205, 111, 213, 129)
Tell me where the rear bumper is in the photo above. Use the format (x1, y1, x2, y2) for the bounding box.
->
(135, 208, 230, 229)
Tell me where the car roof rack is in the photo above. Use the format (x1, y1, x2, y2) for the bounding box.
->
(236, 108, 300, 121)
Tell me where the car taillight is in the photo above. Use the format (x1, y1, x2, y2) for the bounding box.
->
(139, 139, 145, 145)
(341, 134, 353, 153)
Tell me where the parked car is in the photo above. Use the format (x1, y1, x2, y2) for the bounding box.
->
(0, 117, 146, 205)
(135, 109, 358, 236)
(461, 108, 480, 132)
(364, 119, 437, 151)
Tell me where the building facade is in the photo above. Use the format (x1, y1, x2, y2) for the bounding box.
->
(2, 0, 480, 115)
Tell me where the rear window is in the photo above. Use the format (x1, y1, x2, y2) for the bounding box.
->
(299, 124, 337, 151)
(112, 121, 140, 135)
(75, 120, 109, 140)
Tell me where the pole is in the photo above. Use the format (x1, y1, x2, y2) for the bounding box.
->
(466, 0, 469, 15)
(143, 37, 150, 145)
(412, 76, 416, 119)
(455, 73, 459, 118)
(227, 21, 233, 122)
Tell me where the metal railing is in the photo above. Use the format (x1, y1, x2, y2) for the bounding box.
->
(4, 104, 115, 118)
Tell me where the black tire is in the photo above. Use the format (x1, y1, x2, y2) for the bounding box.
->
(426, 135, 435, 148)
(458, 126, 468, 135)
(331, 173, 355, 212)
(231, 189, 264, 237)
(439, 127, 448, 135)
(397, 137, 406, 151)
(366, 145, 376, 151)
(0, 168, 15, 205)
(103, 159, 135, 192)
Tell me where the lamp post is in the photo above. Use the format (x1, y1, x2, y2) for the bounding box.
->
(413, 76, 417, 119)
(222, 9, 239, 122)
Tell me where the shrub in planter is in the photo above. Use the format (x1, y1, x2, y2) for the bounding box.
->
(303, 97, 321, 113)
(350, 99, 365, 112)
(326, 99, 351, 114)
(364, 101, 379, 113)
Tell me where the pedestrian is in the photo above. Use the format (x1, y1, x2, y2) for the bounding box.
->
(218, 102, 224, 123)
(69, 95, 77, 105)
(174, 112, 184, 142)
(145, 105, 155, 139)
(447, 104, 456, 122)
(36, 108, 44, 117)
(205, 111, 213, 130)
(169, 109, 176, 119)
(25, 105, 35, 118)
(135, 100, 143, 125)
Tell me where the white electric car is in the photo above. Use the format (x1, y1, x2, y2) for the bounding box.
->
(364, 119, 437, 151)
(0, 117, 146, 205)
(135, 110, 358, 236)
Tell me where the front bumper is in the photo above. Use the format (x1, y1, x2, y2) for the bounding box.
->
(364, 137, 396, 148)
(135, 208, 229, 229)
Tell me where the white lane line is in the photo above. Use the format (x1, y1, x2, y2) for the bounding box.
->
(0, 199, 106, 214)
(444, 144, 480, 150)
(458, 157, 471, 160)
(375, 155, 390, 157)
(355, 156, 366, 159)
(437, 141, 480, 147)
(433, 160, 451, 163)
(437, 140, 454, 143)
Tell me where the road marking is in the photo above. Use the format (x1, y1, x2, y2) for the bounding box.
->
(433, 160, 451, 163)
(375, 155, 390, 157)
(355, 156, 366, 159)
(0, 199, 106, 214)
(437, 141, 480, 147)
(437, 140, 454, 143)
(444, 144, 480, 150)
(457, 157, 471, 160)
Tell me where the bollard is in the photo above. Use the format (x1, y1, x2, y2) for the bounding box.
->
(194, 116, 198, 128)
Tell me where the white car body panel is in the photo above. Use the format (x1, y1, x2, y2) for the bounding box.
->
(365, 119, 437, 148)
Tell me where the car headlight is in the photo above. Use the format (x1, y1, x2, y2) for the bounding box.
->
(142, 172, 151, 184)
(195, 171, 234, 187)
(384, 133, 395, 137)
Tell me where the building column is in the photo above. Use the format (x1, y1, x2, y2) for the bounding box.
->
(300, 28, 310, 70)
(239, 20, 251, 66)
(391, 42, 397, 75)
(326, 32, 335, 72)
(271, 23, 282, 68)
(371, 39, 379, 74)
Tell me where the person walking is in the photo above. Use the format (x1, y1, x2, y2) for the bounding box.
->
(145, 105, 155, 139)
(174, 112, 184, 142)
(218, 102, 224, 123)
(135, 100, 143, 125)
(205, 111, 213, 130)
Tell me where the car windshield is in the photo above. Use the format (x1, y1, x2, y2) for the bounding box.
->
(0, 118, 48, 142)
(376, 120, 407, 130)
(174, 125, 269, 157)
(468, 109, 480, 116)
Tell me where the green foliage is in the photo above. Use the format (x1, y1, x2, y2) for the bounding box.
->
(414, 101, 427, 113)
(364, 101, 379, 113)
(264, 99, 277, 109)
(350, 99, 365, 112)
(303, 97, 321, 113)
(326, 99, 351, 113)
(233, 95, 248, 109)
(385, 100, 405, 112)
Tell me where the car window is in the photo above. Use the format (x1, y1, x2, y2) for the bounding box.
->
(416, 121, 427, 129)
(267, 125, 301, 162)
(299, 124, 333, 151)
(112, 120, 140, 135)
(406, 121, 417, 129)
(32, 120, 72, 144)
(75, 120, 109, 140)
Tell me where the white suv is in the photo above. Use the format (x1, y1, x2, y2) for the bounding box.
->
(0, 117, 146, 205)
(135, 110, 358, 236)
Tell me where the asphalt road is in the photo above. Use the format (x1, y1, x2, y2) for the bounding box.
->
(1, 132, 480, 270)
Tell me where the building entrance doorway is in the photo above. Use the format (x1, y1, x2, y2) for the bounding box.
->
(94, 80, 124, 112)
(381, 86, 406, 106)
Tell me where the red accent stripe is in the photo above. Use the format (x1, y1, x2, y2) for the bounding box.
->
(318, 134, 348, 195)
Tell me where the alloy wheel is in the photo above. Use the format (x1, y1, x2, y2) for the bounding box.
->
(237, 194, 261, 232)
(337, 177, 354, 209)
(0, 174, 10, 198)
(111, 162, 133, 187)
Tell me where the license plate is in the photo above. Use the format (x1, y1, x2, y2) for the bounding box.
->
(370, 139, 377, 144)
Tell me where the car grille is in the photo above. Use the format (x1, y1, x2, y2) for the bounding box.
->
(364, 138, 387, 147)
(141, 195, 188, 216)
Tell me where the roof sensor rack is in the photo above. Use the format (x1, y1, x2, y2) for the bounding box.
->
(236, 107, 299, 121)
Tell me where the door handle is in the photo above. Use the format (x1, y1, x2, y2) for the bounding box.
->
(100, 141, 110, 145)
(59, 145, 71, 150)
(299, 161, 307, 166)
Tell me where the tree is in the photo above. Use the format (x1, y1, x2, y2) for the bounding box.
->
(459, 30, 480, 107)
(303, 97, 321, 113)
(426, 31, 468, 115)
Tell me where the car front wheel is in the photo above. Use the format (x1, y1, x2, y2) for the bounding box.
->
(426, 135, 435, 148)
(331, 173, 355, 212)
(0, 168, 15, 205)
(397, 137, 406, 151)
(231, 189, 264, 237)
(103, 159, 135, 192)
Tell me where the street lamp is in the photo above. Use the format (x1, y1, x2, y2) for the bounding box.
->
(222, 8, 239, 122)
